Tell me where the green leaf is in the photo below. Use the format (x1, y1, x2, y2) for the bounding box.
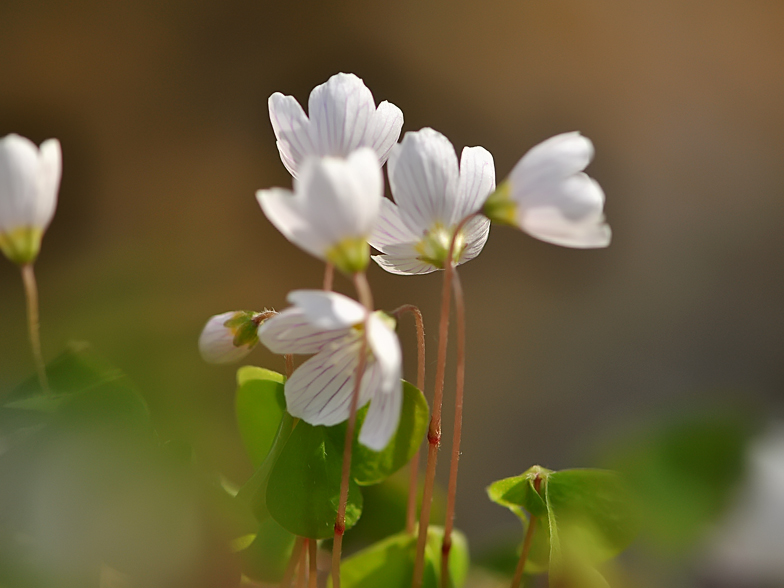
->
(266, 420, 363, 539)
(332, 526, 469, 588)
(486, 465, 550, 520)
(235, 367, 286, 467)
(236, 517, 297, 583)
(348, 380, 429, 486)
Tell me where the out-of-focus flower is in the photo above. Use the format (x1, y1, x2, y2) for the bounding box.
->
(483, 132, 611, 248)
(269, 72, 403, 177)
(368, 128, 494, 275)
(0, 134, 62, 264)
(199, 310, 269, 364)
(258, 290, 402, 451)
(257, 148, 382, 275)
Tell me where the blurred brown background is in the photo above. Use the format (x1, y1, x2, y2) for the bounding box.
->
(2, 0, 784, 547)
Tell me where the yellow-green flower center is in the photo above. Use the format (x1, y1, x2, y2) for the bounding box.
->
(482, 181, 518, 227)
(414, 223, 466, 269)
(0, 226, 43, 265)
(326, 237, 370, 275)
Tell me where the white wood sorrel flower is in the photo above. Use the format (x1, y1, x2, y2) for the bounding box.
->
(257, 148, 382, 274)
(269, 72, 403, 177)
(198, 311, 267, 364)
(483, 132, 611, 248)
(368, 127, 495, 275)
(258, 290, 402, 451)
(0, 134, 62, 265)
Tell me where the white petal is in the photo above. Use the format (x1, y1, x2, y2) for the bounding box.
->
(519, 206, 611, 249)
(358, 381, 402, 451)
(459, 215, 491, 264)
(285, 338, 368, 426)
(0, 134, 41, 232)
(371, 248, 439, 276)
(256, 187, 330, 260)
(287, 290, 366, 330)
(388, 128, 459, 235)
(298, 149, 382, 245)
(454, 146, 496, 223)
(368, 198, 419, 254)
(198, 312, 255, 365)
(368, 101, 404, 165)
(307, 73, 376, 158)
(268, 93, 316, 177)
(35, 139, 61, 230)
(257, 307, 351, 355)
(511, 132, 594, 194)
(366, 312, 402, 396)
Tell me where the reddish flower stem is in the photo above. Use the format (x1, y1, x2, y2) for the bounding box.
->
(323, 262, 334, 291)
(21, 263, 49, 393)
(511, 476, 542, 588)
(393, 304, 426, 534)
(296, 540, 307, 588)
(308, 537, 318, 588)
(441, 268, 466, 588)
(281, 537, 304, 588)
(331, 271, 374, 588)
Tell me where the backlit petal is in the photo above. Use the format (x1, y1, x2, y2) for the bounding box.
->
(368, 101, 404, 164)
(454, 146, 495, 223)
(368, 198, 419, 254)
(256, 187, 329, 259)
(358, 382, 402, 451)
(460, 215, 491, 264)
(287, 290, 366, 331)
(269, 93, 316, 177)
(0, 134, 42, 232)
(257, 307, 351, 355)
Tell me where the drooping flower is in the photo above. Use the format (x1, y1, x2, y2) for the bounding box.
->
(269, 72, 404, 177)
(199, 310, 269, 364)
(483, 132, 611, 248)
(368, 127, 494, 275)
(257, 290, 402, 451)
(0, 134, 62, 265)
(257, 148, 382, 275)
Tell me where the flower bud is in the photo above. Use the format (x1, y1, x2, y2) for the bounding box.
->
(199, 311, 267, 364)
(0, 134, 62, 265)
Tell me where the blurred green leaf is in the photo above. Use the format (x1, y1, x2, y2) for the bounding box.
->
(236, 517, 297, 583)
(235, 366, 286, 467)
(332, 526, 468, 588)
(345, 380, 429, 486)
(601, 411, 753, 553)
(266, 420, 363, 539)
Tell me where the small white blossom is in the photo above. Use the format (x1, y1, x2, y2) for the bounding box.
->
(256, 148, 382, 274)
(199, 311, 264, 364)
(258, 290, 402, 451)
(269, 72, 403, 177)
(368, 128, 494, 275)
(484, 132, 611, 248)
(0, 134, 62, 264)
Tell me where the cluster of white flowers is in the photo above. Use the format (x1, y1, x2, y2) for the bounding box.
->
(200, 72, 611, 451)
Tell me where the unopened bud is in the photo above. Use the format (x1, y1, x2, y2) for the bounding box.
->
(199, 311, 269, 364)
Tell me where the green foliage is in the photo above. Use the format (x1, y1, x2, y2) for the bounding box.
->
(235, 517, 297, 583)
(266, 420, 364, 539)
(235, 366, 286, 467)
(332, 526, 469, 588)
(487, 466, 639, 581)
(601, 411, 753, 553)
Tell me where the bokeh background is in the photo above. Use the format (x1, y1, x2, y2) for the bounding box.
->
(2, 0, 784, 585)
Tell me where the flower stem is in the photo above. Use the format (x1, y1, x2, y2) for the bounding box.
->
(412, 261, 453, 588)
(285, 353, 295, 378)
(511, 476, 542, 588)
(21, 263, 49, 394)
(331, 271, 374, 588)
(393, 304, 426, 535)
(281, 537, 305, 588)
(323, 262, 334, 291)
(308, 537, 318, 588)
(297, 540, 307, 588)
(441, 268, 466, 588)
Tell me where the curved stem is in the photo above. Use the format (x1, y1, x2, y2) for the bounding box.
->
(331, 271, 374, 588)
(393, 304, 426, 534)
(323, 262, 335, 292)
(21, 263, 49, 393)
(281, 537, 305, 588)
(285, 354, 295, 379)
(441, 268, 466, 588)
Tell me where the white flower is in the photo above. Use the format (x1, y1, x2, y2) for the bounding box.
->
(484, 132, 611, 248)
(199, 311, 264, 364)
(368, 128, 494, 275)
(269, 72, 403, 177)
(0, 134, 62, 264)
(257, 290, 402, 451)
(256, 148, 382, 274)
